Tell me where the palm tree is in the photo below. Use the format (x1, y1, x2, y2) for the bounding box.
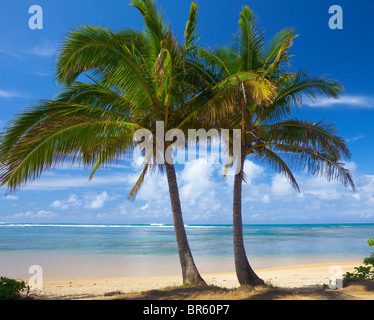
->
(194, 6, 355, 286)
(0, 0, 207, 286)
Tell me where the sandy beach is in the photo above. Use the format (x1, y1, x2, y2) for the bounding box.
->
(31, 261, 374, 300)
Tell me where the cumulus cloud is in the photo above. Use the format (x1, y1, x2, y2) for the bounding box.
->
(271, 174, 294, 197)
(117, 157, 374, 223)
(128, 171, 169, 202)
(243, 160, 265, 182)
(301, 176, 342, 200)
(51, 194, 81, 210)
(51, 192, 116, 210)
(16, 155, 373, 223)
(84, 191, 112, 209)
(12, 210, 57, 219)
(180, 159, 216, 205)
(51, 200, 68, 209)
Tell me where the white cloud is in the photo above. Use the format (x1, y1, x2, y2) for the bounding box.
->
(5, 195, 18, 200)
(26, 44, 57, 58)
(96, 213, 108, 220)
(344, 161, 357, 173)
(35, 210, 57, 218)
(304, 95, 374, 108)
(0, 43, 57, 62)
(352, 193, 361, 201)
(51, 194, 81, 210)
(271, 174, 294, 197)
(347, 135, 365, 143)
(243, 160, 265, 182)
(180, 159, 216, 205)
(301, 176, 343, 200)
(118, 203, 128, 216)
(84, 191, 112, 209)
(51, 200, 68, 210)
(225, 160, 265, 189)
(260, 194, 270, 203)
(25, 173, 128, 190)
(141, 203, 149, 211)
(129, 171, 169, 202)
(0, 89, 21, 98)
(51, 192, 115, 210)
(13, 210, 57, 219)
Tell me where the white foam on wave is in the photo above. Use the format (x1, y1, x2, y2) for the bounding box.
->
(0, 223, 233, 229)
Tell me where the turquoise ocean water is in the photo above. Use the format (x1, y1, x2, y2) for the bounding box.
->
(0, 223, 373, 279)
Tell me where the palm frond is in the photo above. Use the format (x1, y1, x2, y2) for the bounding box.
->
(0, 102, 136, 192)
(56, 25, 155, 108)
(128, 163, 149, 200)
(276, 68, 343, 107)
(255, 147, 300, 192)
(257, 69, 343, 123)
(234, 6, 264, 71)
(270, 143, 356, 190)
(184, 2, 200, 52)
(262, 28, 297, 77)
(130, 0, 168, 46)
(262, 119, 351, 160)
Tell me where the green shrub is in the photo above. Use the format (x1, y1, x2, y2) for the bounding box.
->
(344, 266, 374, 281)
(0, 277, 30, 300)
(367, 238, 374, 247)
(344, 239, 374, 281)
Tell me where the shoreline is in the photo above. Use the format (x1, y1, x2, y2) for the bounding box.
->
(32, 261, 363, 300)
(4, 252, 366, 280)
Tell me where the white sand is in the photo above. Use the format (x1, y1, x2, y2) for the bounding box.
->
(34, 261, 362, 299)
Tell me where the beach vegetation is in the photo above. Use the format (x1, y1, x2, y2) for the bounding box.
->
(0, 276, 30, 300)
(344, 239, 374, 281)
(344, 266, 374, 281)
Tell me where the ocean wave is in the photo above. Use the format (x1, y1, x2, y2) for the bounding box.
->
(0, 223, 177, 229)
(0, 223, 147, 228)
(0, 223, 234, 229)
(0, 223, 371, 230)
(184, 225, 232, 229)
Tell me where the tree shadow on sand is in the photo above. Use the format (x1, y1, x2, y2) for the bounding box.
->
(117, 280, 374, 300)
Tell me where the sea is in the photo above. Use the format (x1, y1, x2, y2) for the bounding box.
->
(0, 222, 373, 279)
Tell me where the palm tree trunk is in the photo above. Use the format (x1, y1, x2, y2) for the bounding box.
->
(233, 153, 264, 286)
(165, 162, 207, 286)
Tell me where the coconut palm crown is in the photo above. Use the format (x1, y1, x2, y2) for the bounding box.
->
(191, 6, 355, 286)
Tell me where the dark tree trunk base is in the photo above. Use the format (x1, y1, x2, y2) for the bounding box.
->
(233, 153, 265, 287)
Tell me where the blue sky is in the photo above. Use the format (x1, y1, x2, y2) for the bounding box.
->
(0, 0, 373, 225)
